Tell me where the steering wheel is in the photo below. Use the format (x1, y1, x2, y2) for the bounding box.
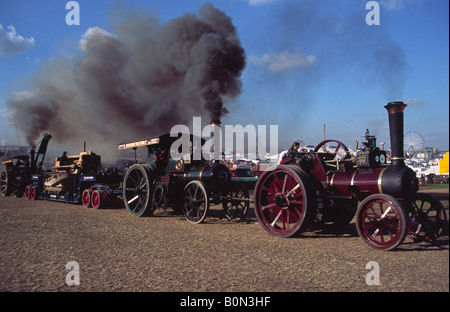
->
(314, 140, 349, 155)
(314, 140, 351, 169)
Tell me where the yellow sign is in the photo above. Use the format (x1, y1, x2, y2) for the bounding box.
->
(440, 152, 449, 174)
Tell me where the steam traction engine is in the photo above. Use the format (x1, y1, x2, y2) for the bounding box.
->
(254, 102, 447, 250)
(118, 133, 250, 223)
(1, 133, 52, 197)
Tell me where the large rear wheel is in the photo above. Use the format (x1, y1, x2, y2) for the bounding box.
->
(254, 165, 317, 238)
(123, 164, 155, 217)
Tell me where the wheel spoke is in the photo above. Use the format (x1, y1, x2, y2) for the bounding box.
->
(281, 174, 288, 193)
(270, 210, 283, 227)
(286, 184, 300, 197)
(128, 195, 139, 204)
(255, 167, 315, 238)
(380, 207, 392, 219)
(357, 194, 407, 250)
(262, 203, 277, 210)
(132, 198, 143, 212)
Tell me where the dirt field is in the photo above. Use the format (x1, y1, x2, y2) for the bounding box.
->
(0, 186, 448, 293)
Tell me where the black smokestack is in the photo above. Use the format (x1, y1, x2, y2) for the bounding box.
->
(385, 101, 407, 168)
(29, 149, 36, 171)
(7, 3, 246, 162)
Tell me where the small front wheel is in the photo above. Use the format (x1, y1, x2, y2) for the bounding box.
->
(222, 182, 250, 220)
(183, 181, 209, 224)
(356, 194, 408, 251)
(408, 193, 447, 242)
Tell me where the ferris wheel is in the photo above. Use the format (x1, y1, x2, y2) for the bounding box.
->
(404, 131, 424, 156)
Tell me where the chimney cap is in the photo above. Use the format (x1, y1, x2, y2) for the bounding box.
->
(210, 119, 222, 126)
(385, 101, 407, 114)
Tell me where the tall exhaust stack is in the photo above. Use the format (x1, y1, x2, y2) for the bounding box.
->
(29, 149, 36, 171)
(384, 101, 407, 168)
(209, 120, 222, 162)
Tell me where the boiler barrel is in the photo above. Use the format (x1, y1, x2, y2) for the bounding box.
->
(329, 166, 417, 198)
(176, 163, 231, 186)
(330, 168, 384, 197)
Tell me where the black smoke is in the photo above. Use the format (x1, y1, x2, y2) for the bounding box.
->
(7, 3, 246, 159)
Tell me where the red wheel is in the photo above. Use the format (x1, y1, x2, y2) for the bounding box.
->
(314, 139, 349, 156)
(356, 194, 408, 251)
(313, 140, 350, 170)
(82, 189, 91, 208)
(91, 190, 105, 209)
(24, 185, 31, 199)
(30, 186, 37, 200)
(254, 165, 317, 238)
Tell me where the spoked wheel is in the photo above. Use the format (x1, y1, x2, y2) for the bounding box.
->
(183, 181, 209, 224)
(408, 193, 447, 243)
(0, 171, 12, 196)
(254, 165, 317, 238)
(222, 181, 250, 220)
(123, 164, 155, 217)
(82, 189, 91, 208)
(314, 140, 350, 159)
(356, 194, 408, 251)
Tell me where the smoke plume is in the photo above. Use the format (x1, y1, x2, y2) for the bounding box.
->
(7, 3, 246, 159)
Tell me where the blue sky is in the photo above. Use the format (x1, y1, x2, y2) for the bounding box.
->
(1, 0, 449, 152)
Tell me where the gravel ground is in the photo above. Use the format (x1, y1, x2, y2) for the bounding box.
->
(0, 187, 448, 293)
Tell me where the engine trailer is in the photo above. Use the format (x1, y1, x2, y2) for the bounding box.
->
(118, 133, 250, 223)
(23, 150, 123, 209)
(254, 102, 447, 250)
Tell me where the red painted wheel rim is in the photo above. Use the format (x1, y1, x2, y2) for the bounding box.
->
(24, 185, 31, 199)
(255, 168, 306, 237)
(92, 191, 100, 209)
(30, 186, 36, 200)
(82, 190, 91, 208)
(359, 199, 403, 248)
